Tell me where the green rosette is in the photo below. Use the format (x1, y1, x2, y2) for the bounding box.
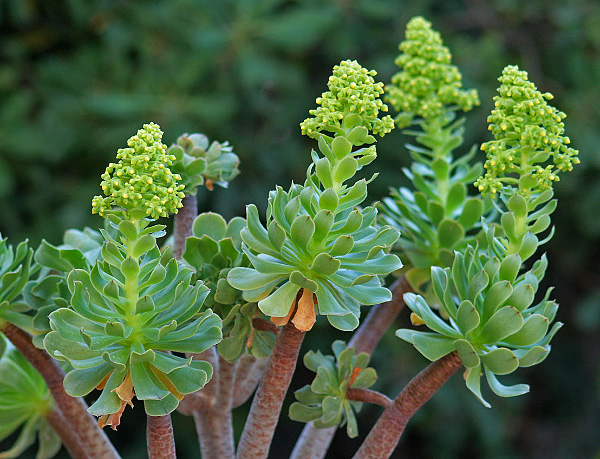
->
(183, 212, 275, 361)
(289, 340, 377, 438)
(43, 220, 222, 424)
(168, 133, 240, 193)
(228, 60, 402, 332)
(0, 336, 61, 459)
(397, 237, 560, 407)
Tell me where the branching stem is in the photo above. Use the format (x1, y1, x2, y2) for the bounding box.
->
(353, 352, 462, 459)
(291, 276, 411, 459)
(45, 408, 90, 459)
(345, 388, 392, 408)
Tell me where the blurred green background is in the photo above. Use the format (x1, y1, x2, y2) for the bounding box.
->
(1, 0, 599, 458)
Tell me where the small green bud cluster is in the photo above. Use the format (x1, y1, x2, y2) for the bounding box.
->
(386, 16, 479, 128)
(92, 123, 185, 219)
(300, 60, 394, 138)
(475, 66, 579, 197)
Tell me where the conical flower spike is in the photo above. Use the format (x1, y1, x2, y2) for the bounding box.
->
(386, 16, 480, 128)
(92, 122, 185, 219)
(475, 65, 579, 198)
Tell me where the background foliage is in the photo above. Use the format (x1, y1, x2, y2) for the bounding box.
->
(1, 0, 599, 457)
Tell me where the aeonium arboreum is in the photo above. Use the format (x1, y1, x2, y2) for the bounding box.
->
(43, 123, 222, 428)
(183, 212, 275, 361)
(289, 340, 377, 438)
(380, 16, 489, 294)
(228, 60, 402, 333)
(397, 65, 578, 406)
(168, 132, 240, 192)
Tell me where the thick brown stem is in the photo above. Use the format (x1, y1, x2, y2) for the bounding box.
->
(45, 408, 90, 459)
(236, 323, 305, 459)
(2, 323, 120, 459)
(178, 348, 220, 414)
(291, 276, 411, 459)
(348, 276, 411, 355)
(147, 415, 176, 459)
(232, 355, 268, 409)
(172, 194, 198, 260)
(346, 388, 392, 408)
(182, 353, 235, 459)
(289, 424, 336, 459)
(252, 317, 280, 335)
(192, 407, 234, 459)
(353, 352, 463, 459)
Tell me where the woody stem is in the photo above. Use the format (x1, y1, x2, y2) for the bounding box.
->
(1, 323, 120, 459)
(147, 414, 176, 459)
(45, 408, 91, 459)
(290, 276, 410, 459)
(172, 194, 198, 259)
(236, 322, 305, 459)
(345, 388, 392, 408)
(353, 352, 462, 459)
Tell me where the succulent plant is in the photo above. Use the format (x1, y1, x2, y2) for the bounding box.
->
(289, 340, 377, 438)
(397, 66, 578, 406)
(43, 123, 223, 428)
(385, 16, 480, 129)
(168, 133, 240, 192)
(23, 235, 100, 348)
(0, 336, 61, 459)
(0, 235, 37, 333)
(228, 60, 402, 333)
(380, 17, 487, 294)
(183, 212, 275, 361)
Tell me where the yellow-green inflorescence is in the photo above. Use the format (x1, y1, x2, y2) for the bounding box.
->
(386, 16, 480, 128)
(475, 65, 580, 197)
(92, 122, 185, 219)
(300, 59, 394, 138)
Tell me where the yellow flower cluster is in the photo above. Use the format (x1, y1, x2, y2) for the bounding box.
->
(300, 60, 394, 138)
(92, 122, 185, 219)
(386, 16, 479, 128)
(475, 65, 579, 197)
